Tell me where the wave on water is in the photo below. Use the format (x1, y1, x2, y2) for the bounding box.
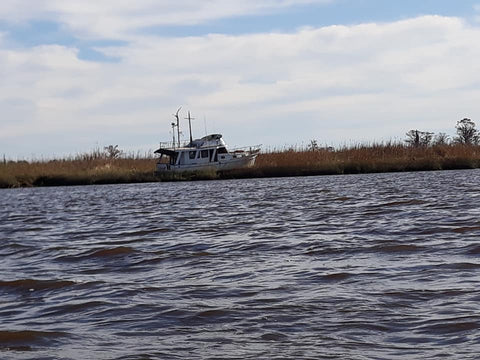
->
(452, 226, 480, 234)
(55, 246, 137, 263)
(0, 330, 69, 351)
(415, 318, 480, 336)
(2, 171, 480, 359)
(372, 199, 429, 208)
(370, 244, 424, 253)
(0, 279, 75, 292)
(88, 246, 137, 258)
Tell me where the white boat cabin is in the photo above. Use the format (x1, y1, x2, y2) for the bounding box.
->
(155, 134, 258, 172)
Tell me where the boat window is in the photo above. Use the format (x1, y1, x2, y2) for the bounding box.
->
(201, 150, 209, 158)
(217, 147, 227, 154)
(189, 151, 196, 159)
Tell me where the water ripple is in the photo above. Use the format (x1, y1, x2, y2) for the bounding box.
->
(1, 170, 480, 358)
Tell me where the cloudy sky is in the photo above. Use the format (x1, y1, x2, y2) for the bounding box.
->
(1, 0, 480, 158)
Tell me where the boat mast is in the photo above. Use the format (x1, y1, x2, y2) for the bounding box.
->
(171, 122, 176, 151)
(185, 111, 195, 143)
(174, 107, 181, 148)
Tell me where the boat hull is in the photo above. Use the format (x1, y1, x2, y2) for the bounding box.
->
(155, 154, 257, 173)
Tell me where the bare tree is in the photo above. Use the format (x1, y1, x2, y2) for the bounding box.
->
(405, 130, 433, 147)
(433, 132, 450, 146)
(308, 139, 319, 151)
(455, 118, 479, 145)
(405, 130, 420, 147)
(104, 145, 122, 159)
(420, 131, 434, 147)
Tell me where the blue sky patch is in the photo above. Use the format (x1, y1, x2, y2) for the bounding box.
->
(138, 0, 480, 38)
(0, 20, 125, 62)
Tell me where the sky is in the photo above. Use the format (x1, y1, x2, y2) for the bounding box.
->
(2, 0, 480, 158)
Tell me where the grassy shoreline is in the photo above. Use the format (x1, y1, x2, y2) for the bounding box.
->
(2, 143, 480, 188)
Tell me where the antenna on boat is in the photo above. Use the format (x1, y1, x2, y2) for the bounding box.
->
(173, 107, 182, 148)
(171, 122, 176, 150)
(204, 116, 207, 136)
(185, 111, 195, 143)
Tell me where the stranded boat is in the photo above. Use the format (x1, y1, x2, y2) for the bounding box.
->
(154, 109, 260, 173)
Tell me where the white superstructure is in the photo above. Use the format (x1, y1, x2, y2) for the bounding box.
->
(154, 110, 260, 173)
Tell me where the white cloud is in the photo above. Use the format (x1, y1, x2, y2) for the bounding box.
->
(0, 0, 333, 39)
(1, 15, 480, 157)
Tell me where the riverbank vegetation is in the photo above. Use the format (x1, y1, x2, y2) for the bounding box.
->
(237, 142, 480, 178)
(2, 142, 480, 188)
(0, 150, 158, 188)
(2, 118, 480, 188)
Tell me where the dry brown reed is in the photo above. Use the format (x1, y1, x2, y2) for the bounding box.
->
(248, 142, 480, 177)
(2, 143, 480, 188)
(0, 151, 157, 188)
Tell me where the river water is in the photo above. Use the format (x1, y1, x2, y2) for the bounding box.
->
(1, 170, 480, 359)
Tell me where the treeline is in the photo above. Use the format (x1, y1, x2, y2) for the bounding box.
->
(405, 118, 479, 147)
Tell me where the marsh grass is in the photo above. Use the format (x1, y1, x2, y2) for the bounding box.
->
(0, 152, 158, 188)
(2, 143, 480, 188)
(250, 142, 480, 177)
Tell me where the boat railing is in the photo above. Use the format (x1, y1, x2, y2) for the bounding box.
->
(158, 140, 192, 149)
(158, 141, 262, 153)
(231, 145, 262, 154)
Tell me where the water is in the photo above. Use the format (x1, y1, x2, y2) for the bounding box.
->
(1, 170, 480, 359)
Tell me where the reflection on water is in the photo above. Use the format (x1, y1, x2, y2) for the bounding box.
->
(1, 170, 480, 359)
